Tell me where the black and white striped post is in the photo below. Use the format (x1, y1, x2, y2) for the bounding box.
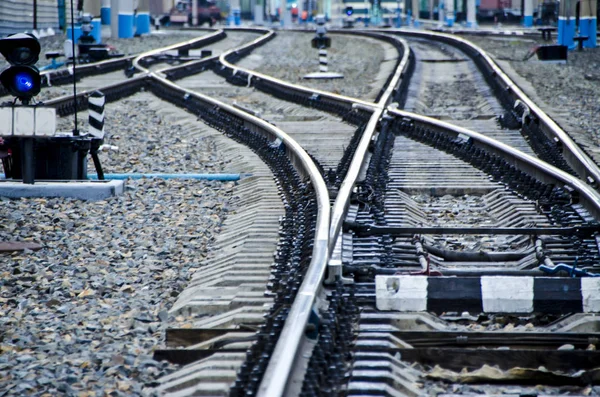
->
(318, 47, 328, 72)
(88, 90, 105, 180)
(304, 15, 343, 80)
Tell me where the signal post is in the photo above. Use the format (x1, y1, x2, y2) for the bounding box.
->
(304, 15, 344, 80)
(0, 33, 121, 199)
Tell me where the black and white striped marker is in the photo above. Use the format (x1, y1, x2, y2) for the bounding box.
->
(88, 91, 105, 180)
(319, 48, 328, 72)
(376, 275, 600, 314)
(88, 91, 105, 139)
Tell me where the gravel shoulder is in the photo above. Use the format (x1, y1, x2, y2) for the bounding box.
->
(0, 92, 236, 396)
(458, 34, 600, 163)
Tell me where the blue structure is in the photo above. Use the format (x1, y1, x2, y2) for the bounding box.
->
(557, 16, 575, 47)
(118, 13, 134, 38)
(67, 26, 82, 42)
(101, 0, 111, 25)
(579, 17, 597, 48)
(92, 18, 102, 43)
(577, 0, 597, 49)
(445, 0, 454, 26)
(136, 12, 151, 34)
(523, 0, 533, 26)
(233, 8, 242, 25)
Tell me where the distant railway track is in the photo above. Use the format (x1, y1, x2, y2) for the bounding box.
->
(32, 27, 600, 396)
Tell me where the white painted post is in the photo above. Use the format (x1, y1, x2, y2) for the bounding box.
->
(110, 0, 119, 38)
(137, 0, 151, 33)
(412, 0, 419, 25)
(429, 0, 434, 20)
(255, 4, 265, 24)
(523, 0, 533, 26)
(466, 0, 476, 26)
(445, 0, 454, 26)
(101, 0, 111, 24)
(192, 0, 198, 25)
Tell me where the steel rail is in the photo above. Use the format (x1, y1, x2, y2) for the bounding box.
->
(45, 32, 335, 397)
(137, 51, 331, 397)
(152, 28, 272, 80)
(167, 28, 600, 394)
(43, 29, 230, 113)
(387, 107, 600, 219)
(328, 34, 411, 257)
(254, 34, 411, 397)
(21, 29, 223, 94)
(384, 29, 600, 190)
(217, 31, 379, 111)
(132, 29, 226, 74)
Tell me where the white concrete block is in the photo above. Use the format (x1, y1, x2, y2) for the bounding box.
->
(582, 278, 600, 312)
(35, 107, 56, 136)
(14, 107, 35, 136)
(0, 108, 13, 136)
(481, 276, 534, 313)
(376, 276, 428, 312)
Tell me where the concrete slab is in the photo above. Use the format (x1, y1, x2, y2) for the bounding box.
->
(0, 180, 125, 200)
(303, 72, 345, 79)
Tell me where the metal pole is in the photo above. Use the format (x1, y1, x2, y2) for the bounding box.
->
(70, 0, 79, 135)
(33, 0, 38, 29)
(21, 138, 35, 184)
(192, 0, 198, 25)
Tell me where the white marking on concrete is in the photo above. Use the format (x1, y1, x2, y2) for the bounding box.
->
(581, 278, 600, 312)
(481, 276, 534, 313)
(0, 180, 125, 200)
(376, 275, 428, 312)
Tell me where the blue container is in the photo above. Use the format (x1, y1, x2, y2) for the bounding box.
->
(523, 15, 533, 27)
(67, 26, 82, 42)
(101, 7, 111, 24)
(118, 13, 134, 38)
(233, 8, 241, 26)
(136, 12, 151, 34)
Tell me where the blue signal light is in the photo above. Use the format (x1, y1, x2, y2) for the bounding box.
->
(14, 71, 34, 93)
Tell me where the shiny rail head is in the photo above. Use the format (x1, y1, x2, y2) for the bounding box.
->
(380, 28, 600, 191)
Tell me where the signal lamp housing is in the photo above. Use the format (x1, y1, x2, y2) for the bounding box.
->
(0, 33, 42, 103)
(0, 65, 41, 99)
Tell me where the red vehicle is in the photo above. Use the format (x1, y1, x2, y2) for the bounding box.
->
(170, 0, 222, 26)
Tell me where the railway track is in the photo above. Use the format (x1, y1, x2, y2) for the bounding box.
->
(8, 26, 600, 396)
